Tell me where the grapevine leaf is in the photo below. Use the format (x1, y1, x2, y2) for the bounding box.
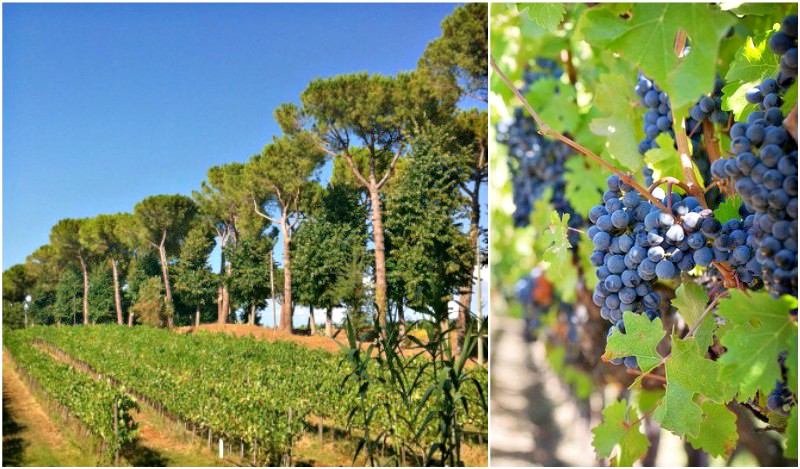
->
(635, 388, 665, 415)
(526, 78, 579, 134)
(541, 211, 572, 278)
(722, 31, 780, 120)
(717, 291, 798, 401)
(713, 194, 742, 224)
(589, 73, 643, 172)
(654, 336, 730, 438)
(782, 81, 797, 115)
(574, 6, 629, 48)
(671, 282, 714, 351)
(788, 338, 798, 396)
(578, 232, 599, 290)
(719, 2, 784, 17)
(725, 32, 781, 83)
(564, 157, 607, 217)
(592, 399, 650, 467)
(786, 406, 798, 459)
(517, 3, 565, 32)
(722, 81, 759, 121)
(686, 401, 738, 458)
(644, 133, 704, 184)
(602, 4, 736, 109)
(604, 311, 665, 374)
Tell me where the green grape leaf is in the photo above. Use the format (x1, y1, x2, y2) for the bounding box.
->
(574, 6, 629, 48)
(722, 31, 781, 120)
(788, 338, 798, 396)
(782, 81, 798, 115)
(526, 78, 579, 134)
(517, 3, 565, 32)
(725, 32, 781, 83)
(686, 401, 738, 458)
(578, 232, 599, 291)
(717, 291, 798, 401)
(635, 388, 665, 415)
(672, 282, 714, 351)
(564, 157, 607, 217)
(604, 311, 666, 374)
(643, 133, 704, 184)
(603, 4, 736, 109)
(592, 399, 650, 467)
(589, 73, 643, 172)
(720, 2, 784, 17)
(541, 211, 572, 278)
(654, 336, 730, 438)
(713, 194, 742, 224)
(786, 406, 798, 459)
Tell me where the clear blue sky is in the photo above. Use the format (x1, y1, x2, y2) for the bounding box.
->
(2, 2, 487, 326)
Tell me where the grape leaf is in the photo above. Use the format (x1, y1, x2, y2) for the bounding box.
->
(517, 3, 565, 32)
(722, 31, 781, 120)
(719, 2, 784, 17)
(574, 6, 628, 48)
(589, 73, 643, 172)
(526, 78, 579, 134)
(635, 388, 665, 415)
(578, 235, 599, 291)
(592, 399, 650, 467)
(786, 405, 798, 459)
(564, 157, 606, 217)
(782, 81, 797, 115)
(604, 311, 665, 374)
(686, 401, 738, 458)
(716, 291, 799, 401)
(643, 133, 705, 184)
(654, 336, 730, 438)
(671, 282, 714, 351)
(603, 4, 736, 109)
(722, 81, 760, 121)
(788, 338, 798, 396)
(713, 194, 742, 224)
(541, 211, 572, 278)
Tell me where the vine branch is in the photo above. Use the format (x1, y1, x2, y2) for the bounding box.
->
(647, 177, 691, 194)
(671, 114, 708, 209)
(490, 55, 670, 213)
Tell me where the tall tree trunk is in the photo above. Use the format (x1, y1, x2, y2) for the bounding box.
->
(248, 304, 256, 326)
(221, 264, 232, 324)
(128, 311, 134, 327)
(280, 222, 293, 333)
(325, 306, 333, 337)
(217, 246, 227, 324)
(194, 308, 201, 331)
(270, 250, 276, 329)
(110, 258, 124, 325)
(309, 307, 317, 335)
(157, 242, 174, 328)
(79, 254, 90, 325)
(397, 297, 405, 336)
(368, 187, 388, 333)
(456, 177, 482, 354)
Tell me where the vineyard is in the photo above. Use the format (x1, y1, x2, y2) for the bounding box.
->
(490, 2, 798, 466)
(3, 325, 488, 466)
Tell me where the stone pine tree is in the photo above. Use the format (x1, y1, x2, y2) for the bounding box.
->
(174, 222, 218, 331)
(133, 194, 197, 328)
(50, 219, 93, 325)
(3, 264, 33, 329)
(193, 163, 248, 324)
(384, 125, 473, 323)
(301, 73, 414, 333)
(245, 103, 325, 333)
(417, 3, 488, 103)
(80, 213, 133, 325)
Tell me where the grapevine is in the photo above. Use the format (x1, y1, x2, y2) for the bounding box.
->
(491, 3, 798, 466)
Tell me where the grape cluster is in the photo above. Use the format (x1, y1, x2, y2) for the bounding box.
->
(769, 15, 798, 84)
(689, 77, 729, 125)
(711, 23, 799, 297)
(767, 380, 795, 416)
(496, 58, 583, 245)
(691, 215, 763, 287)
(635, 75, 673, 155)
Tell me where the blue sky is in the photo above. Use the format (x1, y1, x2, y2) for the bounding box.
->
(3, 2, 487, 326)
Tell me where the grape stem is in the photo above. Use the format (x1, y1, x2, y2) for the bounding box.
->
(701, 120, 722, 165)
(671, 113, 709, 209)
(489, 54, 671, 214)
(647, 177, 691, 195)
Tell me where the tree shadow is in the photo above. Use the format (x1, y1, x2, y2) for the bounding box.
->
(3, 388, 28, 466)
(121, 439, 170, 467)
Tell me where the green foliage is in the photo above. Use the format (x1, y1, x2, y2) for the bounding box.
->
(133, 194, 197, 255)
(723, 30, 781, 120)
(589, 73, 644, 172)
(516, 3, 565, 31)
(88, 264, 116, 323)
(385, 124, 473, 317)
(713, 194, 743, 225)
(131, 277, 169, 328)
(716, 291, 798, 401)
(591, 399, 649, 467)
(54, 268, 83, 325)
(604, 311, 665, 374)
(3, 264, 32, 303)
